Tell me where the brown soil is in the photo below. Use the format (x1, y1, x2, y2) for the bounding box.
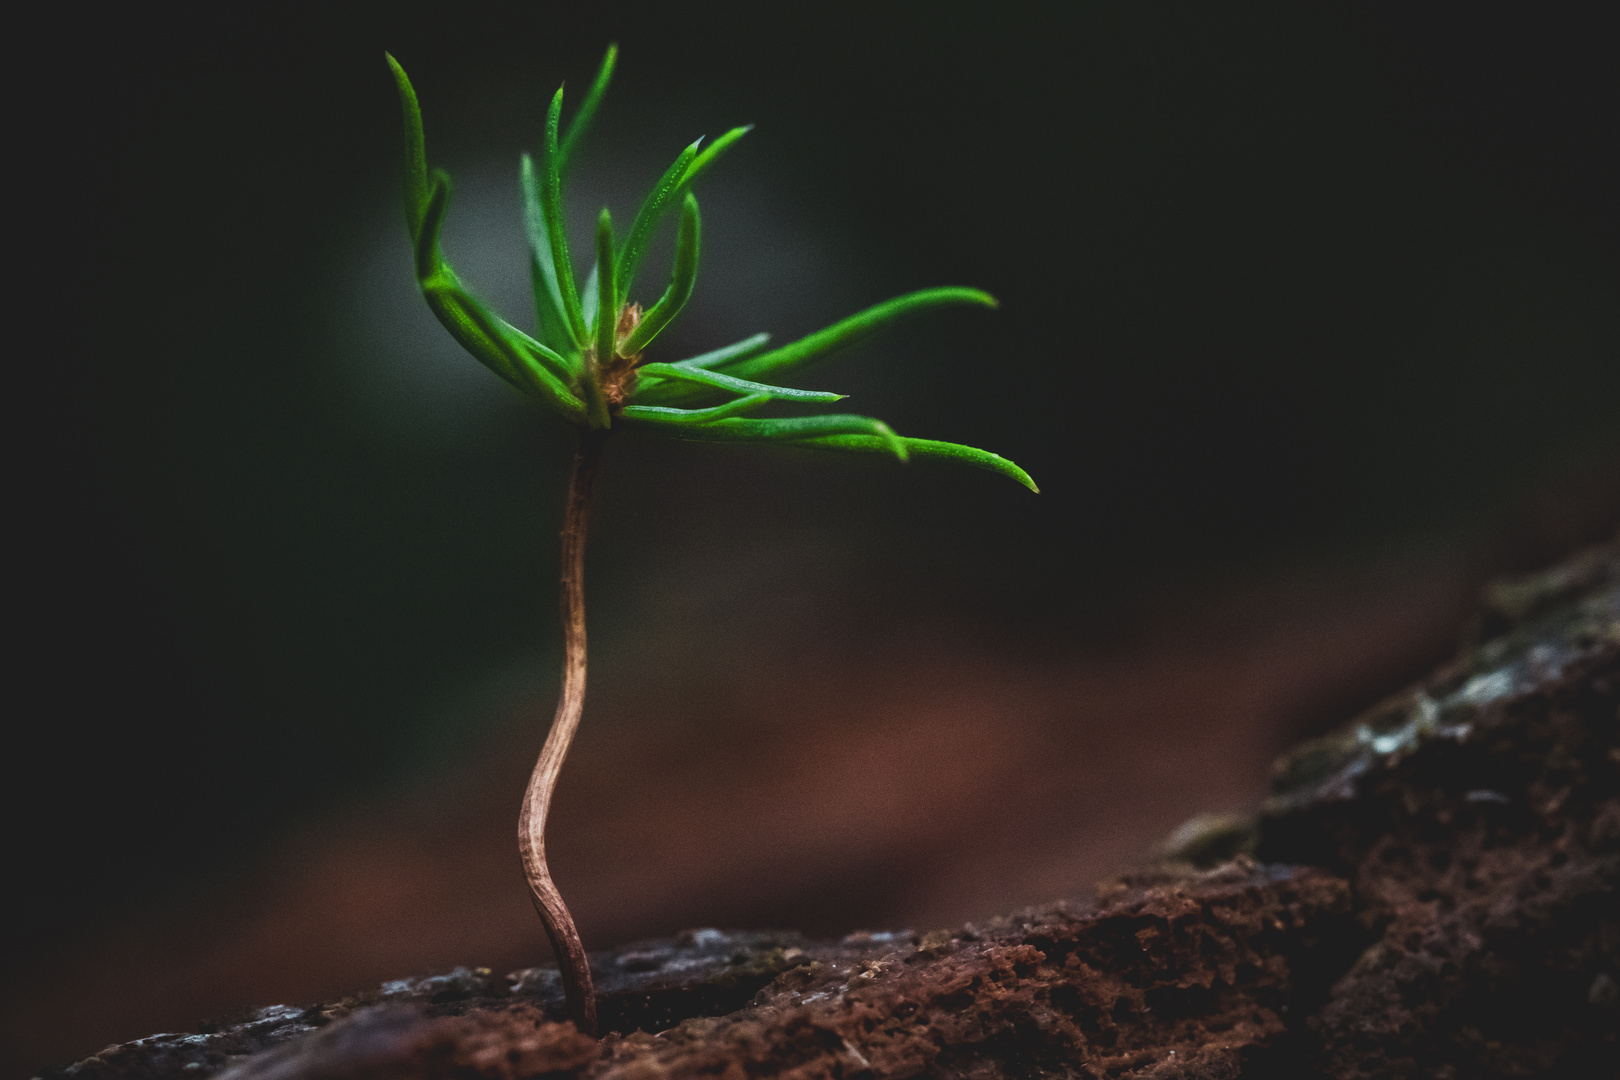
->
(42, 542, 1619, 1079)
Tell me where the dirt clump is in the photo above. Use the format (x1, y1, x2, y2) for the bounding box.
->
(41, 540, 1620, 1079)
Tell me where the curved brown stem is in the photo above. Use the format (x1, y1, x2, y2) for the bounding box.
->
(519, 428, 607, 1036)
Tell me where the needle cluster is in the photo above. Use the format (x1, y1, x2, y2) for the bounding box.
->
(387, 46, 1035, 491)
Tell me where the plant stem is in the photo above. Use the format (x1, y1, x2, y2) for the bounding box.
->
(519, 428, 607, 1036)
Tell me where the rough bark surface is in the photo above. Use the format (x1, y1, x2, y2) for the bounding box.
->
(44, 541, 1619, 1079)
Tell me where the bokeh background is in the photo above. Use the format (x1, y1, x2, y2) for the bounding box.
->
(13, 0, 1619, 1072)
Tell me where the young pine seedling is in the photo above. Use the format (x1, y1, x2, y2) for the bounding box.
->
(387, 46, 1036, 1036)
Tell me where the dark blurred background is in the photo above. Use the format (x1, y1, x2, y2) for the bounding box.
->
(12, 0, 1619, 1072)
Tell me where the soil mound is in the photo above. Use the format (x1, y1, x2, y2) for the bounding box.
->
(45, 542, 1619, 1079)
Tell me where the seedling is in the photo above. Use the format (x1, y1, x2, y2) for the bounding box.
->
(387, 46, 1036, 1036)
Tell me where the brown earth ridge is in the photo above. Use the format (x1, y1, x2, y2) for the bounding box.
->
(47, 539, 1620, 1079)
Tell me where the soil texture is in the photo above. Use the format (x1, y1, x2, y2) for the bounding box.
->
(43, 540, 1619, 1079)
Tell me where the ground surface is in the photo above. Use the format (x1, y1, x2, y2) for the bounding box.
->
(43, 541, 1620, 1078)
